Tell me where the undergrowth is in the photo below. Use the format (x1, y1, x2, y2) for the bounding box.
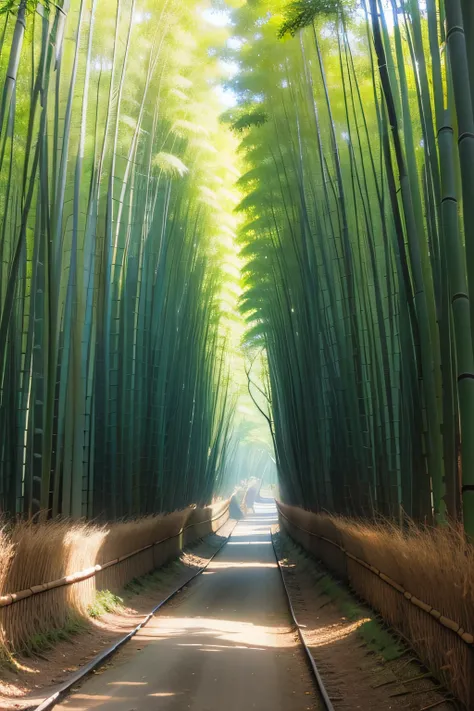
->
(316, 573, 361, 622)
(88, 590, 124, 618)
(23, 616, 87, 657)
(358, 619, 404, 661)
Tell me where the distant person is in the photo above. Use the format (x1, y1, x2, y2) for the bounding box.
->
(244, 483, 258, 513)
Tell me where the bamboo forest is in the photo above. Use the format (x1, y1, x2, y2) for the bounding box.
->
(1, 0, 474, 709)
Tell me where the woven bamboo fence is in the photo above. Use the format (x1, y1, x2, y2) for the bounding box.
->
(0, 500, 230, 653)
(278, 501, 474, 708)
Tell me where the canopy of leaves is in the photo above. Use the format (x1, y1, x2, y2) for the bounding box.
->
(278, 0, 348, 37)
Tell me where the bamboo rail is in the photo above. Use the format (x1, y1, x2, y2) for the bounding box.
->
(0, 502, 230, 609)
(276, 502, 474, 646)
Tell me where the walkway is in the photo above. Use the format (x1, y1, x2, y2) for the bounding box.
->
(56, 504, 319, 710)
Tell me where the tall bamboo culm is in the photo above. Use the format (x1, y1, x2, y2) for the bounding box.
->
(0, 0, 237, 519)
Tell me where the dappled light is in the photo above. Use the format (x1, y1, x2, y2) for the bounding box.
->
(226, 541, 272, 545)
(210, 561, 276, 568)
(306, 619, 372, 649)
(137, 615, 296, 649)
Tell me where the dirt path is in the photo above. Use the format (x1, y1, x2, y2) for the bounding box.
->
(54, 505, 319, 711)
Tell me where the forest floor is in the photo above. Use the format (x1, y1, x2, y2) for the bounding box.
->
(275, 529, 456, 711)
(0, 519, 236, 710)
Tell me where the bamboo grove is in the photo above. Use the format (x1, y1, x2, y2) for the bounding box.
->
(0, 0, 242, 519)
(3, 0, 474, 535)
(228, 0, 474, 533)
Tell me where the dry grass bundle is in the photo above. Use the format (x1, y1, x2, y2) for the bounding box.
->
(95, 508, 194, 594)
(184, 500, 230, 545)
(0, 524, 15, 660)
(0, 501, 230, 657)
(1, 520, 105, 653)
(278, 502, 474, 708)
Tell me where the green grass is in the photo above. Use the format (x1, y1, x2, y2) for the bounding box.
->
(315, 574, 361, 621)
(23, 616, 87, 656)
(88, 590, 124, 618)
(358, 619, 405, 661)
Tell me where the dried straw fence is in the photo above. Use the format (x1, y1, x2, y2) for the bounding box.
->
(0, 500, 230, 656)
(277, 501, 474, 709)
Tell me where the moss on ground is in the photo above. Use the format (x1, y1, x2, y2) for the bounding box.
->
(358, 619, 404, 661)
